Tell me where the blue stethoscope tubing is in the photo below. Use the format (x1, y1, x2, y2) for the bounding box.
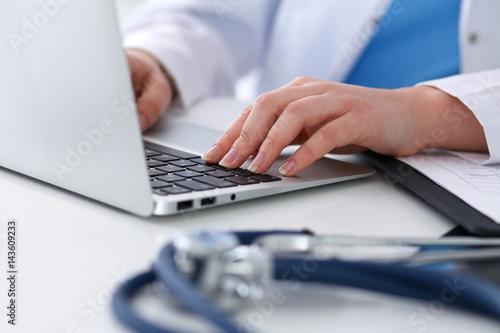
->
(112, 230, 500, 333)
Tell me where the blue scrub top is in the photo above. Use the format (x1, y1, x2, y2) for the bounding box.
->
(344, 0, 461, 89)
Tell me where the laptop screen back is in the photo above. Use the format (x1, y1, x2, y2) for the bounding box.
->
(0, 0, 153, 215)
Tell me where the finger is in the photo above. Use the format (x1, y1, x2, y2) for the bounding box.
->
(136, 69, 171, 131)
(127, 52, 148, 98)
(202, 104, 253, 163)
(278, 115, 360, 176)
(247, 94, 345, 173)
(219, 84, 323, 169)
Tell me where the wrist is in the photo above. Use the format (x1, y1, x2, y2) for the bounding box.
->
(414, 85, 451, 151)
(408, 85, 487, 153)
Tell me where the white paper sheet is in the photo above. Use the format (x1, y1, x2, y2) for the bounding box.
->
(397, 149, 500, 223)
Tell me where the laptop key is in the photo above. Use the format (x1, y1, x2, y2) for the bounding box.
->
(251, 174, 281, 182)
(170, 159, 198, 168)
(226, 176, 260, 185)
(157, 174, 185, 183)
(175, 180, 215, 191)
(156, 146, 200, 159)
(157, 165, 185, 173)
(232, 168, 256, 177)
(145, 149, 162, 157)
(160, 185, 192, 195)
(149, 168, 168, 177)
(191, 157, 210, 165)
(187, 165, 216, 173)
(152, 154, 180, 162)
(152, 189, 168, 196)
(206, 170, 235, 178)
(150, 179, 171, 189)
(174, 170, 204, 178)
(147, 159, 168, 168)
(194, 176, 238, 188)
(213, 164, 237, 171)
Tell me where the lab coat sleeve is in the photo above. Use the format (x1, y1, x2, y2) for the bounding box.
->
(418, 68, 500, 164)
(122, 0, 280, 107)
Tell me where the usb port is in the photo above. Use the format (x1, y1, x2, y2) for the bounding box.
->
(201, 197, 216, 206)
(177, 200, 193, 211)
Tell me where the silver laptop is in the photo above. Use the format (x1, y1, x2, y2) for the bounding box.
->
(0, 0, 375, 216)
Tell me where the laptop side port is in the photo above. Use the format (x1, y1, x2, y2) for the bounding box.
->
(201, 197, 216, 206)
(177, 200, 193, 211)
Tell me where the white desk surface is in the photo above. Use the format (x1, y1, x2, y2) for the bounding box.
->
(2, 97, 500, 332)
(2, 1, 498, 332)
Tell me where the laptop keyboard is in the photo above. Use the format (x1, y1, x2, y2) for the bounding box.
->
(145, 145, 281, 195)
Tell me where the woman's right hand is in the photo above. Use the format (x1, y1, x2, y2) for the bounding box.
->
(126, 49, 176, 131)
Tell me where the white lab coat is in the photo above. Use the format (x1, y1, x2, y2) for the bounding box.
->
(123, 0, 500, 163)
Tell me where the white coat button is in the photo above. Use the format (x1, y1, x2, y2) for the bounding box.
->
(469, 33, 478, 44)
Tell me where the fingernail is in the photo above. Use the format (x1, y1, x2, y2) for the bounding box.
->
(279, 159, 295, 176)
(139, 114, 148, 131)
(203, 145, 220, 161)
(219, 148, 238, 168)
(247, 153, 263, 173)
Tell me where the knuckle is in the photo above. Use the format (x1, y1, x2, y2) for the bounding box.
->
(264, 132, 279, 149)
(238, 130, 253, 145)
(291, 76, 311, 85)
(336, 92, 360, 112)
(149, 71, 167, 90)
(156, 74, 170, 90)
(241, 104, 253, 117)
(255, 92, 275, 108)
(300, 144, 319, 160)
(312, 81, 336, 94)
(215, 130, 237, 150)
(221, 130, 233, 141)
(316, 126, 337, 143)
(283, 101, 305, 118)
(140, 99, 162, 119)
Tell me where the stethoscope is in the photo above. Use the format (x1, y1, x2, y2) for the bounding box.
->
(112, 230, 500, 333)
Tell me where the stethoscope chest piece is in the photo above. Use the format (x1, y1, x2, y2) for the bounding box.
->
(172, 230, 273, 311)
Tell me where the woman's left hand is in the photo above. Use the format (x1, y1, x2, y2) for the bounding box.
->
(203, 77, 487, 176)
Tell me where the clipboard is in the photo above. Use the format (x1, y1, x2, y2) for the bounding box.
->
(363, 151, 500, 236)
